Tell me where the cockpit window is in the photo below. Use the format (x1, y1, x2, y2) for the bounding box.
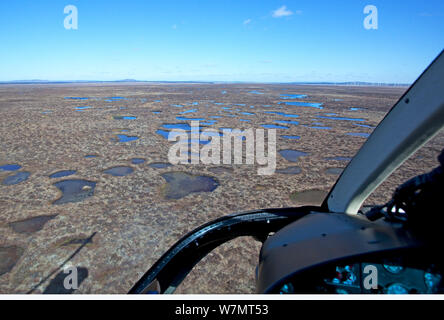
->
(0, 1, 442, 295)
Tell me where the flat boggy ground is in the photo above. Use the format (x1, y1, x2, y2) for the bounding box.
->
(0, 83, 442, 294)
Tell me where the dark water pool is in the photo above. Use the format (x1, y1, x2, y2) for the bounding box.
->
(280, 94, 307, 99)
(115, 134, 139, 142)
(280, 101, 324, 109)
(9, 215, 57, 234)
(2, 172, 30, 185)
(49, 170, 77, 179)
(113, 116, 137, 120)
(75, 106, 92, 111)
(53, 179, 96, 205)
(279, 150, 308, 162)
(346, 132, 370, 138)
(176, 116, 206, 121)
(104, 166, 134, 176)
(179, 109, 197, 114)
(248, 91, 264, 95)
(0, 164, 21, 171)
(276, 166, 302, 174)
(131, 158, 146, 165)
(161, 172, 219, 200)
(149, 162, 173, 169)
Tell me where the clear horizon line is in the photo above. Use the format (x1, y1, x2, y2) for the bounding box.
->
(0, 79, 412, 86)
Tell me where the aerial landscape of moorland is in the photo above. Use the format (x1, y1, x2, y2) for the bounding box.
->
(0, 83, 443, 294)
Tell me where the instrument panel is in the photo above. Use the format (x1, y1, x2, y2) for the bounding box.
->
(277, 257, 443, 294)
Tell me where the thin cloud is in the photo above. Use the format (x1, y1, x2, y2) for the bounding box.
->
(272, 5, 294, 18)
(419, 12, 443, 17)
(243, 18, 252, 25)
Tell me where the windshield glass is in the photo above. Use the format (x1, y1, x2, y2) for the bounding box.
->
(364, 130, 444, 208)
(0, 1, 443, 294)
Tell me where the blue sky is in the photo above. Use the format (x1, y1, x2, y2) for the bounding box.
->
(0, 0, 443, 83)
